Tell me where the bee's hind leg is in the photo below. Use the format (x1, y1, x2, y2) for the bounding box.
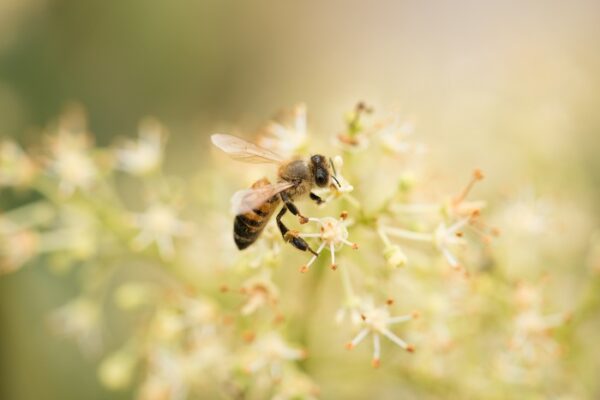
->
(281, 192, 309, 224)
(276, 207, 318, 256)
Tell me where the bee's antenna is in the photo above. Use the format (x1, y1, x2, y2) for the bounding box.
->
(332, 175, 341, 188)
(329, 157, 341, 188)
(329, 157, 338, 177)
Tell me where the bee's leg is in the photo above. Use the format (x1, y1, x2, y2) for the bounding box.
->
(280, 192, 309, 224)
(276, 207, 318, 256)
(309, 192, 324, 205)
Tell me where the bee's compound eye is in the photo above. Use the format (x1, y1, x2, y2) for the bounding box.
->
(315, 168, 328, 187)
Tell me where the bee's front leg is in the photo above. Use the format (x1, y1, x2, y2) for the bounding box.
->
(309, 192, 324, 205)
(276, 207, 318, 256)
(280, 192, 309, 224)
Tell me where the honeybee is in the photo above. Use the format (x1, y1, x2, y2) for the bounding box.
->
(211, 134, 340, 255)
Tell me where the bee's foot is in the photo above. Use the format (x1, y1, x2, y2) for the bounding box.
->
(299, 215, 309, 224)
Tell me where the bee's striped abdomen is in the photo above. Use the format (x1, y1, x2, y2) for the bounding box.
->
(234, 178, 280, 250)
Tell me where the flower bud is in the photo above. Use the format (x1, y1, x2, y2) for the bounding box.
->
(383, 244, 407, 268)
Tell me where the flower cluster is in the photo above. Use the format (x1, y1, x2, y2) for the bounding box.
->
(0, 102, 592, 399)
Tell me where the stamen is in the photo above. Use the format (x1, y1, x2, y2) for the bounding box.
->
(299, 242, 325, 273)
(372, 334, 381, 368)
(441, 246, 461, 269)
(298, 233, 322, 238)
(346, 328, 369, 349)
(330, 243, 337, 270)
(453, 168, 484, 206)
(342, 239, 358, 249)
(447, 216, 471, 235)
(381, 327, 409, 350)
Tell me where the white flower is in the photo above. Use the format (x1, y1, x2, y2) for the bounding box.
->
(297, 212, 358, 273)
(379, 213, 476, 270)
(131, 203, 193, 260)
(377, 115, 425, 156)
(257, 103, 307, 158)
(345, 301, 417, 367)
(115, 118, 165, 175)
(432, 218, 470, 270)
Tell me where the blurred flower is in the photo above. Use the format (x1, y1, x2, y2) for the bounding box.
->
(49, 297, 102, 355)
(335, 102, 373, 151)
(345, 300, 417, 367)
(508, 281, 569, 364)
(257, 103, 307, 158)
(242, 332, 306, 378)
(45, 127, 98, 196)
(272, 369, 320, 400)
(114, 282, 157, 311)
(115, 118, 166, 175)
(0, 229, 39, 274)
(239, 274, 279, 316)
(140, 348, 188, 400)
(99, 346, 138, 390)
(298, 212, 358, 272)
(131, 203, 193, 260)
(377, 115, 425, 156)
(0, 140, 36, 187)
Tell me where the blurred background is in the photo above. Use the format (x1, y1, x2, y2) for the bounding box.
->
(1, 0, 599, 399)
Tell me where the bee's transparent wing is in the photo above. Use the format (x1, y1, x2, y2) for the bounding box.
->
(231, 181, 293, 215)
(211, 133, 285, 164)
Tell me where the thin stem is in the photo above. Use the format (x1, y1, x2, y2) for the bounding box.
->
(382, 226, 433, 242)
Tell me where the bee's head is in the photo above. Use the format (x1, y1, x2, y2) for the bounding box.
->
(310, 154, 331, 187)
